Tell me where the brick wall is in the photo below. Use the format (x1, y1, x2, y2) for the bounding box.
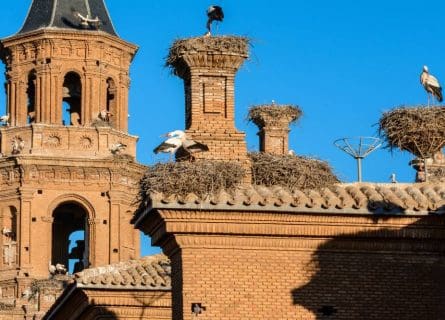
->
(141, 209, 445, 320)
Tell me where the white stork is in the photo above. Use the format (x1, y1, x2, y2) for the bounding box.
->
(55, 263, 67, 274)
(153, 130, 185, 160)
(110, 143, 127, 155)
(206, 5, 224, 36)
(2, 227, 14, 238)
(154, 130, 209, 161)
(420, 65, 443, 106)
(72, 8, 101, 29)
(48, 262, 56, 275)
(98, 109, 112, 122)
(0, 114, 9, 125)
(176, 138, 210, 161)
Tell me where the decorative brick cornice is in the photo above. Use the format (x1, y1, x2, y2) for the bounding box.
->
(139, 208, 443, 246)
(0, 156, 145, 190)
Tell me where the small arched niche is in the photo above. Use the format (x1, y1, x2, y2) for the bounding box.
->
(62, 72, 82, 126)
(27, 70, 36, 124)
(2, 206, 17, 267)
(106, 78, 117, 127)
(52, 202, 88, 273)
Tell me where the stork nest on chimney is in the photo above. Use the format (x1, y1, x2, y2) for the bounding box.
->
(140, 161, 245, 199)
(247, 104, 302, 128)
(379, 106, 445, 158)
(166, 36, 250, 71)
(249, 152, 340, 191)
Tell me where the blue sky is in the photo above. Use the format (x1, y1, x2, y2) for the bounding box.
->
(1, 1, 444, 256)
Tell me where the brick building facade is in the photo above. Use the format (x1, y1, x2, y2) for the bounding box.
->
(1, 1, 445, 320)
(0, 0, 145, 317)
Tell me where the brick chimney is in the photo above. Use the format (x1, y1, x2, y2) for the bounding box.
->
(411, 151, 445, 182)
(248, 104, 302, 155)
(166, 36, 249, 165)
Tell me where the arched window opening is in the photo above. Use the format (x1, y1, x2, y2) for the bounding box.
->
(68, 230, 85, 274)
(52, 202, 88, 274)
(27, 71, 36, 124)
(62, 101, 71, 126)
(62, 72, 82, 126)
(106, 78, 117, 126)
(2, 206, 17, 267)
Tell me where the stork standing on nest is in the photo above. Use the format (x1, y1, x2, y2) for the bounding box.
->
(154, 130, 209, 161)
(110, 143, 127, 155)
(420, 65, 443, 106)
(205, 5, 224, 36)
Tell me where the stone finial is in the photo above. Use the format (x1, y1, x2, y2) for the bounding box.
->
(248, 104, 302, 155)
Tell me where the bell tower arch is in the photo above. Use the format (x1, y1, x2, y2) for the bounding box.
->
(0, 0, 145, 304)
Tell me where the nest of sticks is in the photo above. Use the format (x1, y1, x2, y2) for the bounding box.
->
(249, 152, 340, 191)
(140, 161, 245, 199)
(166, 36, 250, 69)
(91, 118, 111, 127)
(379, 106, 445, 158)
(248, 104, 302, 128)
(0, 303, 14, 311)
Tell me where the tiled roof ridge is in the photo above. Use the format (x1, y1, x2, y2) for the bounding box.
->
(147, 183, 445, 213)
(75, 254, 171, 289)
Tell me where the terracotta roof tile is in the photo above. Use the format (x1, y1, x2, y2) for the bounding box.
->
(144, 183, 445, 214)
(75, 254, 171, 290)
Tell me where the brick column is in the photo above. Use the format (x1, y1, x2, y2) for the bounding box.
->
(411, 151, 445, 182)
(248, 104, 302, 155)
(167, 37, 249, 165)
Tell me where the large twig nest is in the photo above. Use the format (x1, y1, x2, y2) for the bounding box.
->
(140, 161, 245, 199)
(166, 36, 250, 75)
(248, 104, 302, 128)
(249, 152, 340, 191)
(379, 106, 445, 158)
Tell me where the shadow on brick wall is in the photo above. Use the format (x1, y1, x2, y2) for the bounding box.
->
(291, 213, 445, 319)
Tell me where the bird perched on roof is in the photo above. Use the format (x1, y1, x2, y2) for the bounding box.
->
(154, 130, 209, 161)
(205, 5, 224, 36)
(2, 227, 14, 238)
(389, 173, 397, 184)
(49, 262, 67, 275)
(0, 113, 9, 125)
(98, 109, 112, 122)
(71, 8, 101, 29)
(110, 143, 127, 155)
(420, 65, 443, 106)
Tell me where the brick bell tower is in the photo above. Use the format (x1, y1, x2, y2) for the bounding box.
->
(0, 0, 144, 298)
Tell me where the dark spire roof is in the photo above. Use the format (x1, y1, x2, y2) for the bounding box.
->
(18, 0, 117, 36)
